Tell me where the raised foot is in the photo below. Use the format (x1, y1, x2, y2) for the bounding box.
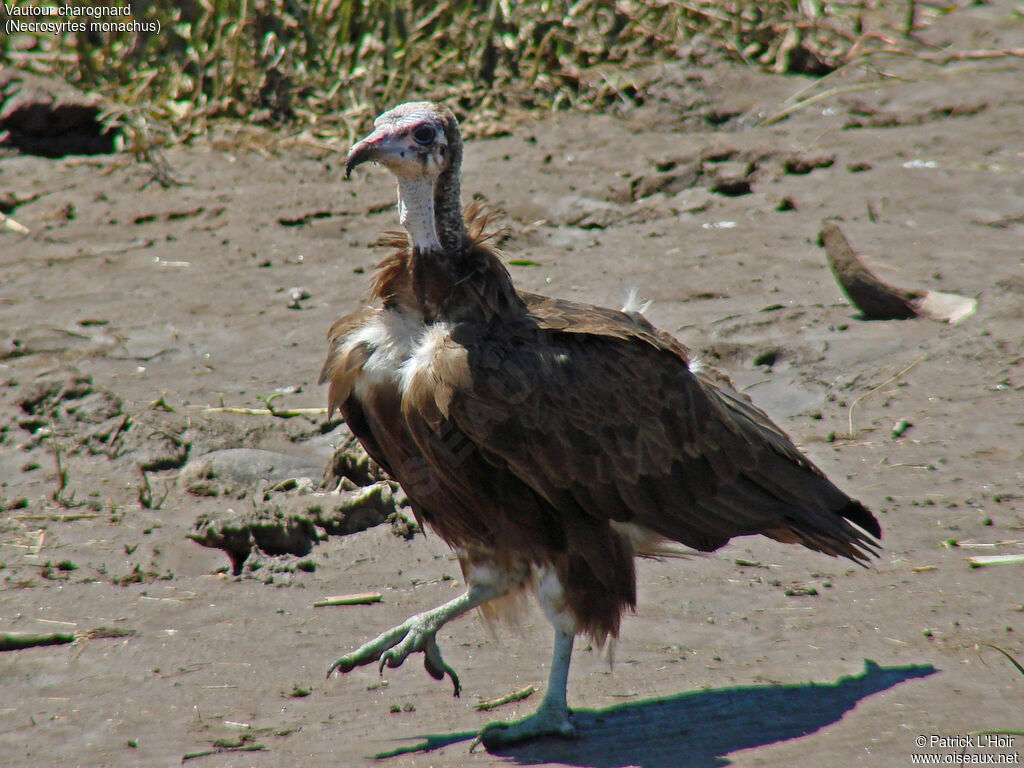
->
(326, 611, 461, 696)
(473, 707, 576, 751)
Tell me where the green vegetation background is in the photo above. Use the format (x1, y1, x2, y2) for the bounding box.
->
(2, 0, 882, 141)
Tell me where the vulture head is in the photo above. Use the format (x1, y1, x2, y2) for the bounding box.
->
(346, 101, 467, 253)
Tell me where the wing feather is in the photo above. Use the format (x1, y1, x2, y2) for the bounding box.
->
(419, 296, 878, 562)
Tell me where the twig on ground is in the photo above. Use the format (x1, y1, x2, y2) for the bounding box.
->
(475, 684, 537, 711)
(313, 592, 383, 608)
(138, 468, 170, 510)
(14, 512, 105, 522)
(48, 424, 84, 509)
(0, 627, 137, 652)
(847, 355, 926, 438)
(0, 632, 75, 651)
(0, 211, 30, 235)
(182, 744, 266, 762)
(105, 414, 132, 459)
(196, 405, 327, 418)
(965, 554, 1024, 569)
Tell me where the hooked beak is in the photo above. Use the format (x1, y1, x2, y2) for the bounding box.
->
(345, 124, 399, 179)
(345, 135, 380, 179)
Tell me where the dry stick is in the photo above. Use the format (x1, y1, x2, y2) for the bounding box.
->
(197, 406, 327, 417)
(0, 627, 136, 652)
(30, 530, 45, 557)
(15, 512, 105, 522)
(966, 554, 1024, 569)
(48, 423, 75, 508)
(847, 355, 926, 438)
(138, 467, 169, 510)
(197, 389, 328, 418)
(476, 684, 536, 711)
(182, 744, 266, 762)
(313, 592, 382, 608)
(105, 413, 132, 459)
(0, 211, 30, 235)
(0, 632, 75, 651)
(924, 47, 1024, 64)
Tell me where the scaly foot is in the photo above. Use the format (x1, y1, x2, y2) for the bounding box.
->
(473, 704, 576, 751)
(327, 610, 461, 695)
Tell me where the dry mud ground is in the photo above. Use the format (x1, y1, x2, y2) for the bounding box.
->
(2, 4, 1023, 768)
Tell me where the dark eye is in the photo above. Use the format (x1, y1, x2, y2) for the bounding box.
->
(412, 125, 436, 145)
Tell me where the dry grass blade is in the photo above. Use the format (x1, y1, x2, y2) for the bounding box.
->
(847, 355, 925, 438)
(978, 643, 1024, 678)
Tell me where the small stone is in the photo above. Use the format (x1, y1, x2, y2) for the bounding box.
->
(892, 419, 912, 439)
(287, 286, 311, 309)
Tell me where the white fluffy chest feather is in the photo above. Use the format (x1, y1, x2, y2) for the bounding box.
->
(343, 310, 454, 401)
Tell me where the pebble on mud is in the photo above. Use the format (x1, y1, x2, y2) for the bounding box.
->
(892, 419, 913, 439)
(286, 286, 311, 309)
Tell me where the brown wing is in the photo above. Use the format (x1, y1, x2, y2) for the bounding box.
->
(410, 295, 879, 562)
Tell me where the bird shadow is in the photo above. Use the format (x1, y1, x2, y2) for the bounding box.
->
(372, 659, 935, 766)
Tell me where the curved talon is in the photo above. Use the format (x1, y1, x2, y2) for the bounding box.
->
(423, 639, 461, 696)
(326, 588, 493, 689)
(379, 649, 403, 671)
(326, 617, 462, 695)
(327, 621, 409, 679)
(327, 649, 375, 678)
(325, 657, 351, 679)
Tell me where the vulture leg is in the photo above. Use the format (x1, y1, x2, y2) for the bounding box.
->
(326, 580, 500, 696)
(476, 568, 578, 749)
(477, 628, 576, 749)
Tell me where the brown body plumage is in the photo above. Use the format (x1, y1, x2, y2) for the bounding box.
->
(322, 205, 878, 641)
(322, 102, 879, 747)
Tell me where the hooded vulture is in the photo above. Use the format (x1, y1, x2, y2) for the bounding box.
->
(320, 101, 880, 749)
